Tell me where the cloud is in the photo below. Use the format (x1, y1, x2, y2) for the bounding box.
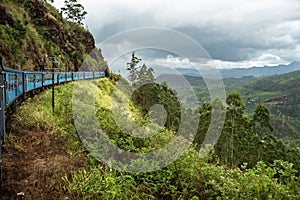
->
(52, 0, 300, 67)
(149, 54, 289, 70)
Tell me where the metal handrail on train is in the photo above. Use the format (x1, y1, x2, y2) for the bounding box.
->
(0, 60, 105, 184)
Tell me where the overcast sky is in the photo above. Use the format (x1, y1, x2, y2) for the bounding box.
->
(52, 0, 300, 69)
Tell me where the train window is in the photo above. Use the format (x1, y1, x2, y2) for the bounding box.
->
(17, 74, 22, 86)
(27, 74, 41, 83)
(44, 73, 52, 81)
(67, 73, 72, 79)
(27, 74, 34, 83)
(8, 74, 15, 91)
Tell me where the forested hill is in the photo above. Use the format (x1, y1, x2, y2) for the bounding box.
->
(237, 70, 300, 143)
(177, 69, 300, 144)
(0, 0, 107, 71)
(244, 69, 300, 110)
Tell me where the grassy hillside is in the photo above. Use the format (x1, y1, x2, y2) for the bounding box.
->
(0, 0, 107, 71)
(1, 78, 300, 199)
(67, 78, 300, 199)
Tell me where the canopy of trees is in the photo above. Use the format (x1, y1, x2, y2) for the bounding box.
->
(61, 0, 87, 25)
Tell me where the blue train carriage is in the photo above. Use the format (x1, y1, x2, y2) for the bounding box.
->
(24, 71, 43, 93)
(0, 63, 5, 183)
(73, 71, 84, 80)
(78, 72, 85, 80)
(85, 72, 94, 79)
(73, 72, 78, 81)
(43, 72, 53, 86)
(0, 71, 4, 142)
(4, 68, 25, 106)
(66, 72, 73, 82)
(96, 71, 105, 78)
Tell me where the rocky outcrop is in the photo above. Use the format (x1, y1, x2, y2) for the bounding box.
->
(0, 0, 107, 71)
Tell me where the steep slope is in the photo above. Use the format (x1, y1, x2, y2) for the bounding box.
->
(0, 0, 107, 71)
(1, 76, 300, 199)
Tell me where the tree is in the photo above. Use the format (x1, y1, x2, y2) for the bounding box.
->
(251, 104, 274, 160)
(126, 52, 141, 85)
(224, 91, 245, 168)
(194, 102, 211, 148)
(251, 104, 273, 135)
(61, 0, 87, 25)
(136, 64, 154, 85)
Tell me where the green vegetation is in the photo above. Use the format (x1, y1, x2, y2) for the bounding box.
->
(195, 92, 300, 172)
(65, 150, 300, 200)
(63, 55, 300, 199)
(5, 75, 300, 199)
(3, 82, 89, 198)
(0, 0, 107, 71)
(184, 69, 300, 145)
(63, 78, 300, 199)
(227, 70, 300, 144)
(11, 83, 83, 155)
(126, 51, 142, 85)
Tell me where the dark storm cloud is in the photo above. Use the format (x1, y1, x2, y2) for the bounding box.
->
(52, 0, 300, 68)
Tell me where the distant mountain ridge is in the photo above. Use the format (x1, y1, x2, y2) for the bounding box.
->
(176, 61, 300, 78)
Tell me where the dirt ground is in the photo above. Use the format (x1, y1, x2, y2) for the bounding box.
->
(0, 118, 84, 200)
